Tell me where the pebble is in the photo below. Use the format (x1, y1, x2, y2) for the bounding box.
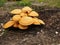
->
(1, 23, 3, 26)
(55, 31, 58, 34)
(0, 32, 4, 36)
(41, 30, 44, 34)
(0, 29, 1, 31)
(38, 44, 41, 45)
(37, 32, 40, 34)
(57, 27, 59, 29)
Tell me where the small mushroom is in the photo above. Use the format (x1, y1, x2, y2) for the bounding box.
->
(18, 24, 28, 30)
(22, 6, 32, 14)
(3, 20, 15, 28)
(10, 9, 21, 14)
(28, 11, 39, 17)
(19, 17, 33, 26)
(12, 15, 21, 21)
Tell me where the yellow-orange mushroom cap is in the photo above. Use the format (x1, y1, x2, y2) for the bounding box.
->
(18, 24, 28, 30)
(19, 17, 33, 26)
(33, 18, 45, 25)
(12, 15, 21, 21)
(39, 19, 45, 25)
(20, 13, 27, 17)
(22, 6, 32, 14)
(10, 9, 21, 14)
(28, 11, 39, 17)
(33, 18, 41, 25)
(3, 20, 15, 28)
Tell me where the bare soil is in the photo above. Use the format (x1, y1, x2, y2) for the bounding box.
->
(0, 8, 60, 45)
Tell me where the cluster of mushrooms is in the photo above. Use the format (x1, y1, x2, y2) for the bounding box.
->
(3, 6, 45, 30)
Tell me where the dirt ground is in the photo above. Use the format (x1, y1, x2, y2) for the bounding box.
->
(0, 8, 60, 45)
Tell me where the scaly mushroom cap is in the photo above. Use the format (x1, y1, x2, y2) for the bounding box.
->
(28, 11, 39, 17)
(12, 15, 21, 21)
(19, 17, 33, 26)
(22, 6, 32, 14)
(20, 13, 27, 17)
(18, 24, 28, 30)
(3, 20, 15, 28)
(10, 9, 21, 14)
(33, 18, 45, 25)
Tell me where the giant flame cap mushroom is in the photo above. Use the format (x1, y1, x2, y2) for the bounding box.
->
(3, 6, 45, 30)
